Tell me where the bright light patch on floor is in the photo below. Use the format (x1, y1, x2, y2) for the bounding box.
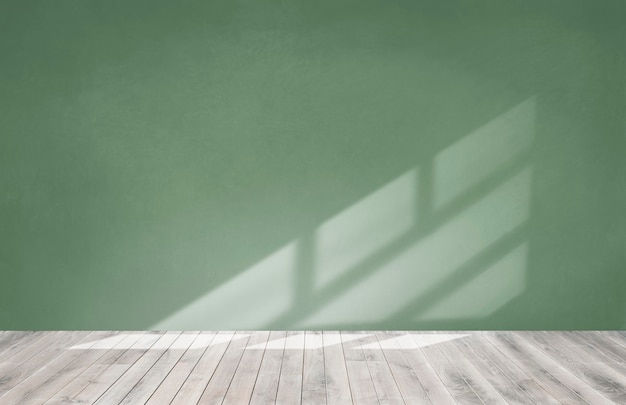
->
(433, 97, 535, 209)
(296, 166, 531, 328)
(359, 333, 471, 349)
(246, 333, 370, 350)
(149, 242, 296, 330)
(314, 168, 417, 289)
(70, 333, 249, 350)
(69, 333, 131, 350)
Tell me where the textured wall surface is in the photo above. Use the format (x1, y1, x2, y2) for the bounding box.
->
(1, 0, 624, 330)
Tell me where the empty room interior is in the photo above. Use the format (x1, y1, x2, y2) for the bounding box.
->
(0, 0, 625, 404)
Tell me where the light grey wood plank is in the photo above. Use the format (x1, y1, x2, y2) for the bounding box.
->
(42, 332, 145, 405)
(0, 332, 34, 356)
(604, 331, 626, 349)
(484, 332, 596, 404)
(0, 331, 61, 371)
(450, 333, 542, 405)
(0, 331, 91, 397)
(3, 329, 625, 405)
(196, 331, 251, 405)
(92, 332, 182, 405)
(250, 330, 286, 405)
(362, 333, 404, 405)
(518, 331, 626, 403)
(501, 332, 613, 405)
(70, 332, 165, 404)
(0, 332, 41, 362)
(543, 331, 626, 378)
(436, 335, 508, 404)
(119, 332, 200, 404)
(373, 331, 430, 404)
(170, 331, 235, 405)
(576, 332, 626, 365)
(369, 360, 405, 405)
(345, 361, 379, 405)
(341, 332, 378, 405)
(109, 332, 164, 365)
(275, 331, 305, 405)
(302, 331, 327, 405)
(342, 331, 374, 361)
(322, 331, 352, 405)
(392, 332, 455, 405)
(413, 333, 483, 404)
(567, 331, 626, 373)
(222, 331, 269, 405)
(0, 331, 115, 404)
(144, 332, 217, 405)
(466, 333, 561, 405)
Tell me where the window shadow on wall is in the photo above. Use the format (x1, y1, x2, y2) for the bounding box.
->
(1, 0, 624, 330)
(152, 97, 536, 330)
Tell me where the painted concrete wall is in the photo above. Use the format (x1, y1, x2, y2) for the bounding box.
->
(1, 0, 624, 329)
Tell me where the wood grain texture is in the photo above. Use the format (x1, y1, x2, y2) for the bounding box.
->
(374, 331, 431, 404)
(144, 332, 216, 405)
(119, 332, 200, 405)
(276, 331, 305, 405)
(93, 332, 181, 405)
(196, 331, 251, 405)
(43, 332, 145, 405)
(502, 332, 614, 405)
(322, 331, 352, 405)
(460, 333, 560, 404)
(418, 335, 484, 404)
(0, 332, 67, 377)
(71, 332, 165, 404)
(0, 331, 114, 404)
(0, 330, 624, 405)
(519, 331, 626, 403)
(567, 331, 626, 374)
(222, 331, 269, 405)
(170, 331, 235, 405)
(302, 331, 326, 405)
(396, 332, 456, 404)
(0, 332, 35, 359)
(483, 331, 603, 404)
(439, 337, 507, 404)
(362, 333, 404, 405)
(249, 331, 286, 405)
(342, 331, 378, 405)
(0, 331, 92, 399)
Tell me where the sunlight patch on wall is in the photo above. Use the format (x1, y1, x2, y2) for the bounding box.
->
(433, 97, 535, 209)
(150, 242, 296, 330)
(296, 167, 532, 327)
(148, 97, 535, 330)
(314, 169, 417, 289)
(417, 243, 528, 320)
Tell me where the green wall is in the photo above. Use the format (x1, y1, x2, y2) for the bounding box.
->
(1, 0, 624, 330)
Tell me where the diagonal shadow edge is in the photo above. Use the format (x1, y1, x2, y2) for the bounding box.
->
(148, 92, 535, 330)
(263, 157, 532, 329)
(145, 95, 535, 329)
(273, 223, 527, 331)
(386, 225, 528, 325)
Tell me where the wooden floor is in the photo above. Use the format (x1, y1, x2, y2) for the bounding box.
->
(0, 331, 624, 404)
